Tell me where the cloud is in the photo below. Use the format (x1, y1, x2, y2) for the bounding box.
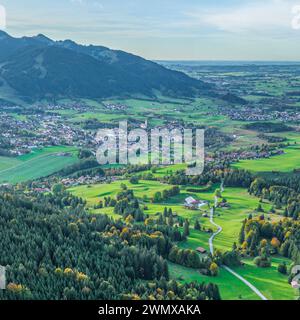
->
(70, 0, 104, 9)
(291, 5, 300, 29)
(69, 0, 104, 10)
(188, 0, 299, 34)
(0, 4, 6, 30)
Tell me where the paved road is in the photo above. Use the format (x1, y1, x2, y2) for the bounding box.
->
(209, 206, 222, 255)
(223, 266, 268, 300)
(208, 189, 268, 301)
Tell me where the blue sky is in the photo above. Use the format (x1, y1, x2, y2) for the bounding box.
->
(1, 0, 300, 60)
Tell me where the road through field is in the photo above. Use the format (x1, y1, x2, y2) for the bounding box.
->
(209, 184, 268, 301)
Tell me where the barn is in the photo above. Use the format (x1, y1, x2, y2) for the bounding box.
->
(196, 247, 207, 254)
(184, 197, 207, 210)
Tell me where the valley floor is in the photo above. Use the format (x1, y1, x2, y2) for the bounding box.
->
(70, 179, 298, 300)
(0, 146, 78, 184)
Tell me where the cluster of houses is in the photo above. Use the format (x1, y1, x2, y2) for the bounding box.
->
(209, 148, 285, 164)
(104, 103, 127, 111)
(215, 106, 300, 122)
(43, 103, 89, 113)
(31, 187, 51, 193)
(60, 175, 108, 187)
(0, 111, 89, 156)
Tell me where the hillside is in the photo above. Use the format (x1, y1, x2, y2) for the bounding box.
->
(0, 31, 211, 102)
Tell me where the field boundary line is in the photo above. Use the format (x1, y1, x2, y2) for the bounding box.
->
(209, 184, 268, 301)
(0, 150, 77, 175)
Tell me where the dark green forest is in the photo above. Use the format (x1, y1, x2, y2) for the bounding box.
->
(0, 188, 220, 300)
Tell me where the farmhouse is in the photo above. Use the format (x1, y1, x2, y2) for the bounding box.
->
(218, 202, 231, 208)
(184, 197, 207, 210)
(291, 281, 300, 289)
(196, 247, 207, 254)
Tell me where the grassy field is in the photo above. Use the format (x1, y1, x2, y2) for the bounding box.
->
(69, 174, 297, 300)
(69, 179, 172, 205)
(57, 96, 236, 128)
(178, 228, 211, 251)
(165, 186, 276, 251)
(232, 145, 300, 173)
(69, 181, 277, 243)
(167, 185, 295, 300)
(169, 255, 297, 300)
(232, 257, 297, 300)
(169, 263, 259, 300)
(212, 188, 275, 251)
(69, 180, 213, 229)
(0, 146, 78, 184)
(0, 157, 20, 171)
(70, 180, 282, 252)
(172, 187, 295, 300)
(138, 163, 187, 178)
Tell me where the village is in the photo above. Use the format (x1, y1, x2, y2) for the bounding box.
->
(0, 109, 93, 156)
(215, 106, 300, 122)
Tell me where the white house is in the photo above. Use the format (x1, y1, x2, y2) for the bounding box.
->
(291, 280, 300, 289)
(184, 197, 207, 210)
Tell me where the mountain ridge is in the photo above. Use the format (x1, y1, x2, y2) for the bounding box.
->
(0, 31, 212, 103)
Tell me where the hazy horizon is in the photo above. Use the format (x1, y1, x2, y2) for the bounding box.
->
(1, 0, 300, 61)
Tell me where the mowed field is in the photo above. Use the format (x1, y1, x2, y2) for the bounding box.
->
(69, 178, 296, 300)
(69, 180, 173, 206)
(212, 188, 274, 251)
(232, 145, 300, 172)
(55, 96, 236, 128)
(169, 262, 259, 300)
(174, 187, 295, 300)
(169, 255, 297, 300)
(69, 179, 212, 225)
(232, 130, 300, 173)
(69, 181, 281, 251)
(170, 260, 278, 300)
(232, 257, 297, 300)
(0, 146, 78, 184)
(180, 187, 295, 300)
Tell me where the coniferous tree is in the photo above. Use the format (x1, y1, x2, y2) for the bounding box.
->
(194, 219, 201, 231)
(183, 219, 190, 237)
(168, 215, 174, 227)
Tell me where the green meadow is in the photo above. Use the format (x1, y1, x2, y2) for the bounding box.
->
(138, 163, 187, 178)
(232, 257, 297, 300)
(232, 145, 300, 173)
(169, 262, 259, 300)
(57, 96, 236, 128)
(69, 179, 172, 206)
(69, 179, 213, 228)
(212, 188, 274, 251)
(169, 255, 297, 300)
(69, 178, 296, 300)
(173, 187, 295, 300)
(0, 146, 78, 184)
(69, 181, 279, 247)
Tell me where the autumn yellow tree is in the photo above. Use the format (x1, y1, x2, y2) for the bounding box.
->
(209, 262, 219, 276)
(271, 237, 281, 249)
(260, 239, 268, 247)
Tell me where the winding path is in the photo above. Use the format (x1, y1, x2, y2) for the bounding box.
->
(209, 206, 222, 256)
(208, 183, 268, 301)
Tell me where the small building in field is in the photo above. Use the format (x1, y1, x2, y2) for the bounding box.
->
(184, 197, 207, 210)
(196, 247, 207, 254)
